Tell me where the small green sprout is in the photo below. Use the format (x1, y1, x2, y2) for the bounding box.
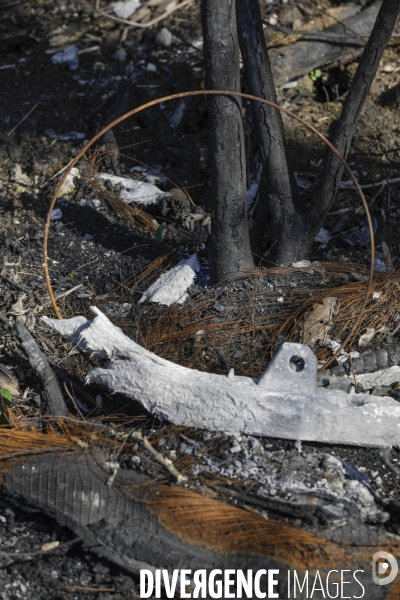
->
(309, 69, 322, 82)
(368, 167, 380, 178)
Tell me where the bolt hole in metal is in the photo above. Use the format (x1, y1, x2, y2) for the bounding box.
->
(351, 397, 365, 407)
(289, 355, 305, 372)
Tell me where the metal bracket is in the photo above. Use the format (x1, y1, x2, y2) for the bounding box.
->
(43, 309, 400, 449)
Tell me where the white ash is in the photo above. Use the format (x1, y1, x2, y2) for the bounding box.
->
(292, 260, 311, 268)
(328, 365, 400, 390)
(324, 338, 360, 365)
(155, 27, 174, 48)
(179, 432, 388, 528)
(50, 208, 62, 221)
(374, 257, 387, 272)
(58, 132, 85, 141)
(11, 164, 32, 187)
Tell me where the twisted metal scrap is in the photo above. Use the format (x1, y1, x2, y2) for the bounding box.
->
(43, 90, 374, 372)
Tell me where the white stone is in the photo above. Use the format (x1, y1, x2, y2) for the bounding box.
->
(50, 208, 62, 221)
(156, 27, 173, 48)
(112, 0, 141, 19)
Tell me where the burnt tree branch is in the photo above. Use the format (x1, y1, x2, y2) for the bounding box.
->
(236, 0, 300, 262)
(201, 0, 254, 283)
(310, 0, 400, 230)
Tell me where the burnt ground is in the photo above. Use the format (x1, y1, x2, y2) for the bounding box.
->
(1, 0, 400, 597)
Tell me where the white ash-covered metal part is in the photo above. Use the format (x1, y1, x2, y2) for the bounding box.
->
(43, 308, 400, 448)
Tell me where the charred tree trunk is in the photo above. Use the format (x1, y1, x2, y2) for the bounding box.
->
(236, 0, 301, 263)
(201, 0, 254, 283)
(309, 0, 400, 236)
(203, 0, 399, 268)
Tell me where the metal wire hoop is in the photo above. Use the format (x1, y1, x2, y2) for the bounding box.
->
(43, 90, 375, 372)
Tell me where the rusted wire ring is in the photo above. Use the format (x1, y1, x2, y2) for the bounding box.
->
(43, 90, 374, 373)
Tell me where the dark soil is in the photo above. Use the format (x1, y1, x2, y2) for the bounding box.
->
(1, 0, 400, 597)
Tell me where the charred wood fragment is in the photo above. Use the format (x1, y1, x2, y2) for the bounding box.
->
(346, 345, 400, 375)
(52, 364, 96, 410)
(14, 323, 68, 417)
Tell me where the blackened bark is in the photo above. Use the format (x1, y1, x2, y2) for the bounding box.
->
(236, 0, 300, 262)
(248, 169, 270, 258)
(201, 0, 254, 283)
(310, 0, 400, 232)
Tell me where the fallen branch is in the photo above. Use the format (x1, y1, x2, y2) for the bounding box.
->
(14, 323, 68, 417)
(0, 272, 32, 294)
(130, 430, 186, 483)
(340, 176, 400, 190)
(7, 102, 38, 137)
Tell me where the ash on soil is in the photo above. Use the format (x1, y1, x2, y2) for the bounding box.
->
(1, 0, 400, 597)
